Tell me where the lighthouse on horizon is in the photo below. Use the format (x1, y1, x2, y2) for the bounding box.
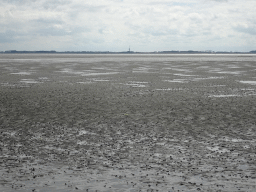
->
(126, 46, 133, 53)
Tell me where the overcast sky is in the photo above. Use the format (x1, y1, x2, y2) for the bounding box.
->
(0, 0, 255, 52)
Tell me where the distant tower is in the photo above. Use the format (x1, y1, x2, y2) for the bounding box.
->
(129, 46, 130, 52)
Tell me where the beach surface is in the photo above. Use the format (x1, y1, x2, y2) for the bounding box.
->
(0, 54, 256, 191)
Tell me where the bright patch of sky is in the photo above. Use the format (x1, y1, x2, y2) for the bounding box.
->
(0, 0, 255, 52)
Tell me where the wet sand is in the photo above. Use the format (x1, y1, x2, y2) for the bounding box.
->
(0, 54, 256, 191)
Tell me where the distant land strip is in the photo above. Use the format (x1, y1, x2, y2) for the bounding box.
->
(1, 50, 256, 54)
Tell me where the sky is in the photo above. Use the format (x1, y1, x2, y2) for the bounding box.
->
(0, 0, 256, 52)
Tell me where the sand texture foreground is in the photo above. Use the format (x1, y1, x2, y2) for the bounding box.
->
(0, 54, 256, 192)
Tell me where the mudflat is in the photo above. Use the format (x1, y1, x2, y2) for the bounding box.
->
(0, 54, 256, 192)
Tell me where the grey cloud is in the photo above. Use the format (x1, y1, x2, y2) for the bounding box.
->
(125, 21, 179, 37)
(0, 0, 255, 52)
(147, 1, 195, 6)
(71, 4, 106, 13)
(1, 0, 71, 10)
(144, 28, 178, 37)
(34, 24, 91, 37)
(34, 27, 85, 37)
(210, 0, 228, 2)
(35, 27, 69, 37)
(0, 0, 38, 5)
(98, 27, 105, 34)
(33, 18, 64, 25)
(29, 18, 67, 36)
(42, 0, 71, 10)
(0, 30, 25, 43)
(0, 33, 15, 43)
(0, 21, 89, 43)
(30, 16, 91, 36)
(234, 25, 256, 35)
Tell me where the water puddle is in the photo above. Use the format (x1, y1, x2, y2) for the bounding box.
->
(90, 79, 110, 82)
(132, 67, 156, 73)
(208, 94, 241, 98)
(196, 66, 210, 69)
(227, 65, 240, 68)
(193, 76, 225, 81)
(1, 83, 16, 87)
(58, 68, 119, 76)
(38, 77, 49, 80)
(172, 68, 191, 72)
(20, 79, 41, 84)
(82, 72, 119, 76)
(173, 73, 196, 77)
(77, 140, 87, 145)
(239, 81, 256, 85)
(128, 81, 149, 84)
(216, 71, 244, 75)
(78, 130, 96, 136)
(202, 85, 226, 87)
(77, 81, 94, 84)
(58, 68, 87, 75)
(155, 88, 186, 91)
(220, 137, 253, 143)
(11, 72, 32, 75)
(164, 79, 189, 83)
(126, 84, 147, 87)
(240, 88, 255, 90)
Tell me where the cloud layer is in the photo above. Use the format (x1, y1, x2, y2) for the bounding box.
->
(0, 0, 255, 52)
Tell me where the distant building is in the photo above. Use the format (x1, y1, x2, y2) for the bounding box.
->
(4, 50, 56, 53)
(160, 51, 179, 53)
(5, 50, 17, 53)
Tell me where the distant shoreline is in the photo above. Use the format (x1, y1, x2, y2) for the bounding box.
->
(1, 51, 256, 54)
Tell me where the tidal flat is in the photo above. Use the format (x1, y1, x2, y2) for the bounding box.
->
(0, 54, 256, 192)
